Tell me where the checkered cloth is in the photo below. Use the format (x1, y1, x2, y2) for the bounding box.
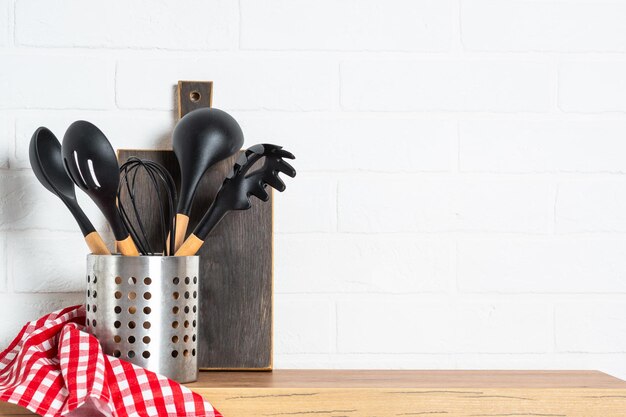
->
(0, 305, 221, 417)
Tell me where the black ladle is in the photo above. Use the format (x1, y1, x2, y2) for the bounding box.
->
(62, 121, 139, 256)
(172, 107, 244, 251)
(175, 144, 295, 256)
(29, 127, 110, 255)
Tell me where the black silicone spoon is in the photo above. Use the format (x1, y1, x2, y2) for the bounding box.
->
(62, 121, 139, 256)
(176, 144, 295, 256)
(172, 107, 244, 251)
(29, 127, 110, 255)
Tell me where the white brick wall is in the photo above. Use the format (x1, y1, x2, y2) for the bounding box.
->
(0, 55, 114, 109)
(341, 60, 553, 112)
(275, 296, 334, 354)
(2, 0, 626, 380)
(556, 301, 626, 353)
(338, 177, 555, 233)
(275, 236, 454, 293)
(559, 61, 626, 112)
(458, 238, 626, 293)
(9, 231, 88, 292)
(557, 180, 626, 233)
(461, 1, 626, 52)
(337, 298, 552, 354)
(0, 233, 6, 292)
(15, 0, 238, 50)
(459, 120, 626, 173)
(116, 58, 338, 111)
(0, 0, 9, 47)
(240, 0, 456, 51)
(0, 116, 10, 168)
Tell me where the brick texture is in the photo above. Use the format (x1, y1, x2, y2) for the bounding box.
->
(337, 298, 552, 353)
(0, 0, 9, 46)
(0, 55, 113, 109)
(1, 0, 625, 380)
(462, 1, 626, 52)
(341, 60, 552, 112)
(559, 61, 626, 112)
(460, 120, 626, 173)
(15, 0, 238, 50)
(556, 302, 626, 353)
(116, 58, 338, 111)
(241, 0, 455, 51)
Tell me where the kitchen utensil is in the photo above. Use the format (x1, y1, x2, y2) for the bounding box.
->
(172, 107, 244, 251)
(175, 144, 295, 256)
(118, 157, 178, 255)
(29, 127, 110, 255)
(62, 121, 139, 256)
(86, 254, 199, 383)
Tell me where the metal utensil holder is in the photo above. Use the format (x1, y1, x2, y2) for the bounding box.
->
(85, 254, 199, 383)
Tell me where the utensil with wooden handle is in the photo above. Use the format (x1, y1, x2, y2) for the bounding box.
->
(175, 144, 295, 256)
(117, 157, 178, 256)
(29, 127, 110, 255)
(172, 107, 244, 252)
(62, 121, 139, 256)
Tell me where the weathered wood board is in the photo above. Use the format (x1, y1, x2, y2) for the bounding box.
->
(117, 149, 273, 370)
(177, 80, 214, 118)
(116, 81, 272, 369)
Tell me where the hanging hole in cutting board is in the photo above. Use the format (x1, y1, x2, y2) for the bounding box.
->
(189, 91, 201, 102)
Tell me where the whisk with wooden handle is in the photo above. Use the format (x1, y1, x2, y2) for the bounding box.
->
(118, 157, 178, 256)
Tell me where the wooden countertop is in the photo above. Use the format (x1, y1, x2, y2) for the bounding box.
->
(188, 369, 626, 388)
(1, 370, 625, 416)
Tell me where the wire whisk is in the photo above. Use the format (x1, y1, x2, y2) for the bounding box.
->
(118, 157, 177, 255)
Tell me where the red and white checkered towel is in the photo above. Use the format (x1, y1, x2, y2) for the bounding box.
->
(0, 305, 221, 417)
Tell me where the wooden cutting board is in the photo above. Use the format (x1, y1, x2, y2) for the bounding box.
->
(116, 81, 272, 370)
(117, 149, 273, 370)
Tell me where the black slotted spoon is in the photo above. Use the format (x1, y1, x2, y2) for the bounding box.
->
(62, 120, 139, 256)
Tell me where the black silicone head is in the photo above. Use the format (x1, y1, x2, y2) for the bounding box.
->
(193, 144, 296, 240)
(62, 120, 127, 240)
(30, 127, 76, 198)
(29, 127, 94, 236)
(173, 107, 244, 215)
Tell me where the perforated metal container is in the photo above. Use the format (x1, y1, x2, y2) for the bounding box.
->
(85, 255, 199, 383)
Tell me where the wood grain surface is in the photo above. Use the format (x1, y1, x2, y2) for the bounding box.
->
(186, 369, 626, 389)
(199, 388, 626, 417)
(117, 149, 273, 370)
(2, 371, 625, 416)
(188, 370, 626, 417)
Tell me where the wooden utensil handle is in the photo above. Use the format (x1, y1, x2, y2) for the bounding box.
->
(173, 213, 190, 252)
(85, 231, 111, 255)
(175, 234, 204, 256)
(117, 236, 140, 256)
